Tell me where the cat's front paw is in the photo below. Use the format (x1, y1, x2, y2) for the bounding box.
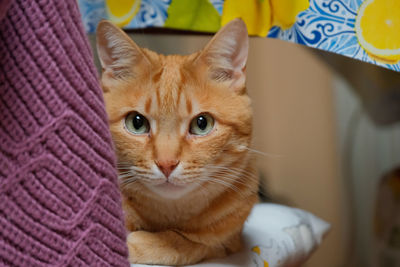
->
(127, 231, 179, 265)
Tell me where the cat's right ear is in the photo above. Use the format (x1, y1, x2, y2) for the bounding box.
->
(96, 20, 148, 81)
(196, 18, 249, 94)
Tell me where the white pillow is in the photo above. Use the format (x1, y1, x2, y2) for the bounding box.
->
(131, 203, 330, 267)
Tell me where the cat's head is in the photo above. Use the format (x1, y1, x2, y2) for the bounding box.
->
(97, 19, 253, 200)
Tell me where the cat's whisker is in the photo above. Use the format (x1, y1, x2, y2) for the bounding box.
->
(129, 166, 152, 173)
(181, 171, 202, 176)
(118, 174, 133, 180)
(210, 175, 247, 186)
(204, 166, 259, 193)
(197, 177, 243, 196)
(214, 174, 242, 182)
(118, 171, 133, 177)
(117, 165, 154, 177)
(207, 165, 247, 173)
(206, 166, 259, 182)
(218, 175, 260, 186)
(213, 180, 245, 197)
(122, 168, 153, 176)
(121, 179, 138, 185)
(130, 173, 151, 177)
(216, 170, 259, 181)
(239, 146, 283, 158)
(182, 177, 208, 184)
(132, 175, 163, 183)
(179, 174, 203, 180)
(207, 165, 247, 177)
(217, 175, 258, 192)
(129, 165, 147, 169)
(117, 163, 133, 167)
(120, 177, 137, 185)
(120, 179, 140, 189)
(117, 168, 131, 172)
(214, 165, 259, 177)
(117, 168, 130, 172)
(117, 163, 132, 166)
(118, 171, 132, 175)
(119, 178, 136, 184)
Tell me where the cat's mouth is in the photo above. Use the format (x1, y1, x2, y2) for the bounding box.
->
(154, 181, 186, 190)
(144, 179, 200, 199)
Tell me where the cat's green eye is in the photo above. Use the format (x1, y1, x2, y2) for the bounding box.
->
(125, 112, 150, 135)
(189, 114, 214, 136)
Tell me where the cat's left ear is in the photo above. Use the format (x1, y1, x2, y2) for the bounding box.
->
(96, 20, 149, 81)
(197, 18, 249, 93)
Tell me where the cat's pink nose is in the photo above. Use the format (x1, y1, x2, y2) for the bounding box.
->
(155, 160, 179, 178)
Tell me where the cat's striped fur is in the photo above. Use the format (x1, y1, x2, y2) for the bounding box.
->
(97, 19, 259, 265)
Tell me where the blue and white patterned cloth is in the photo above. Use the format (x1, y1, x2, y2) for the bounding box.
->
(78, 0, 400, 73)
(268, 0, 400, 72)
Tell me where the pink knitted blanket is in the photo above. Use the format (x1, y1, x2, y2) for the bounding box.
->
(0, 0, 129, 266)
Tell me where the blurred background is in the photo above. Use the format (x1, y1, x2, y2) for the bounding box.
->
(89, 32, 400, 267)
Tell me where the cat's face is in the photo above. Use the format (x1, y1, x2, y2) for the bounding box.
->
(97, 19, 252, 199)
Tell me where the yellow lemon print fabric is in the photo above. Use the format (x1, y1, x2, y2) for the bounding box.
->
(106, 0, 141, 27)
(355, 0, 400, 64)
(79, 0, 400, 72)
(222, 0, 309, 36)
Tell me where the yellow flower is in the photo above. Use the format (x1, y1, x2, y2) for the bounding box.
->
(222, 0, 309, 36)
(355, 0, 400, 64)
(105, 0, 141, 27)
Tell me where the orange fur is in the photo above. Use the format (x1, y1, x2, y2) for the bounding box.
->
(97, 19, 259, 265)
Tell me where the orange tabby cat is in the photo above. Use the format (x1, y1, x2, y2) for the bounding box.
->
(96, 19, 259, 265)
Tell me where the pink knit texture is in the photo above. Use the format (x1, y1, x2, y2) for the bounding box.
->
(0, 0, 129, 266)
(0, 0, 12, 20)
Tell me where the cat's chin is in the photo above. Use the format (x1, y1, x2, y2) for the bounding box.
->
(145, 181, 199, 200)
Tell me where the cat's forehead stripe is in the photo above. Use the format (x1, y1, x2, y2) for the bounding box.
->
(176, 82, 183, 107)
(155, 87, 161, 107)
(186, 98, 192, 114)
(155, 62, 183, 112)
(145, 97, 152, 114)
(140, 55, 199, 117)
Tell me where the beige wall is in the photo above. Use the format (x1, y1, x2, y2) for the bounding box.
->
(247, 38, 347, 267)
(90, 33, 348, 267)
